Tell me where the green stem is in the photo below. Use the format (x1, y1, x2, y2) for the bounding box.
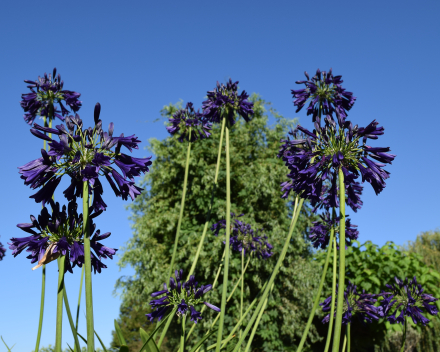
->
(342, 333, 347, 352)
(55, 256, 66, 352)
(239, 249, 244, 350)
(180, 315, 186, 352)
(332, 168, 346, 352)
(63, 283, 82, 352)
(347, 323, 351, 352)
(231, 198, 304, 352)
(215, 124, 231, 352)
(324, 230, 338, 352)
(35, 116, 49, 352)
(296, 215, 335, 352)
(400, 317, 407, 352)
(185, 249, 226, 343)
(244, 283, 274, 352)
(168, 128, 192, 280)
(74, 265, 85, 352)
(157, 307, 178, 348)
(187, 119, 225, 279)
(82, 181, 95, 352)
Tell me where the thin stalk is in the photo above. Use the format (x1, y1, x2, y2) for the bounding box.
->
(231, 198, 304, 352)
(35, 116, 49, 352)
(185, 249, 226, 343)
(74, 265, 85, 352)
(400, 317, 407, 352)
(332, 169, 346, 352)
(180, 315, 186, 352)
(296, 216, 335, 352)
(342, 334, 347, 352)
(239, 249, 244, 350)
(157, 307, 178, 348)
(347, 323, 351, 352)
(55, 256, 66, 352)
(244, 283, 274, 352)
(187, 119, 225, 278)
(168, 128, 192, 280)
(323, 232, 338, 352)
(63, 283, 82, 352)
(215, 125, 231, 352)
(82, 181, 95, 352)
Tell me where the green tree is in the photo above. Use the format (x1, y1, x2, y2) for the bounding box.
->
(404, 229, 440, 272)
(114, 94, 322, 351)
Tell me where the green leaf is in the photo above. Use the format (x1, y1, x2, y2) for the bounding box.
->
(369, 275, 381, 286)
(115, 319, 127, 346)
(77, 332, 88, 344)
(66, 342, 75, 352)
(188, 329, 218, 352)
(139, 328, 159, 352)
(95, 330, 109, 352)
(119, 346, 129, 352)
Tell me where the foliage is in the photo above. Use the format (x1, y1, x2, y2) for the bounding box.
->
(114, 94, 322, 351)
(314, 241, 440, 352)
(34, 346, 104, 352)
(403, 229, 440, 273)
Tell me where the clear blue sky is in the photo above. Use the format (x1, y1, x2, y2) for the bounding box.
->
(0, 0, 439, 350)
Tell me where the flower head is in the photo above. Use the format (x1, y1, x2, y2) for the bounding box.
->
(380, 276, 438, 326)
(146, 269, 220, 323)
(211, 213, 273, 260)
(20, 68, 82, 125)
(166, 102, 212, 142)
(202, 79, 254, 127)
(309, 211, 358, 249)
(321, 281, 383, 325)
(292, 68, 356, 124)
(0, 239, 5, 261)
(9, 199, 116, 274)
(18, 103, 152, 211)
(278, 119, 395, 210)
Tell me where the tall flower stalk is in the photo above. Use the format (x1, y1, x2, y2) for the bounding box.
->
(323, 235, 338, 352)
(55, 256, 66, 352)
(166, 102, 211, 279)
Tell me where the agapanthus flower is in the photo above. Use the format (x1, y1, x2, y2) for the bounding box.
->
(18, 103, 152, 211)
(20, 68, 82, 125)
(309, 210, 358, 249)
(211, 213, 273, 259)
(292, 68, 356, 124)
(146, 269, 220, 323)
(9, 199, 116, 274)
(202, 79, 254, 127)
(380, 276, 439, 326)
(0, 238, 6, 261)
(166, 102, 212, 142)
(321, 281, 383, 325)
(278, 118, 395, 210)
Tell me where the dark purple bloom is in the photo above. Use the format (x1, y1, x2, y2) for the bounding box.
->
(202, 79, 254, 127)
(10, 199, 116, 274)
(309, 211, 359, 249)
(20, 68, 82, 125)
(0, 238, 6, 261)
(278, 118, 395, 211)
(380, 276, 438, 326)
(292, 68, 356, 124)
(146, 269, 220, 324)
(19, 103, 152, 211)
(211, 213, 273, 260)
(166, 102, 212, 143)
(321, 281, 382, 325)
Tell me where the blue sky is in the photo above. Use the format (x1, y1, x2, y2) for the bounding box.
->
(0, 0, 439, 350)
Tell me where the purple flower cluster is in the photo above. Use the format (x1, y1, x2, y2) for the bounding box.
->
(9, 199, 116, 274)
(202, 79, 254, 127)
(0, 238, 6, 261)
(211, 213, 273, 260)
(380, 276, 439, 326)
(292, 68, 356, 123)
(278, 118, 395, 212)
(166, 102, 212, 142)
(321, 281, 383, 325)
(146, 269, 220, 324)
(20, 68, 82, 125)
(309, 210, 358, 249)
(19, 103, 152, 211)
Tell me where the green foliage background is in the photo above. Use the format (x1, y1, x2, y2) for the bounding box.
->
(112, 95, 322, 351)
